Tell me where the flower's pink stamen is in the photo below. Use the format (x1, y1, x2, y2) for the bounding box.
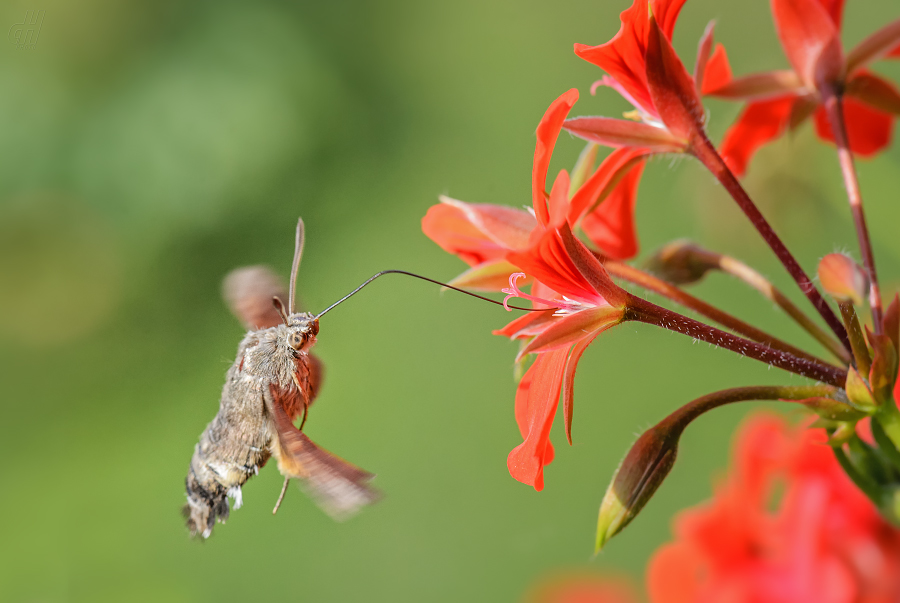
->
(501, 273, 571, 312)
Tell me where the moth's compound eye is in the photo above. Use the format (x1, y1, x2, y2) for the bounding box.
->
(288, 332, 305, 350)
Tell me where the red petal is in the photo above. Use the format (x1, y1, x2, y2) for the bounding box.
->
(519, 307, 621, 357)
(422, 203, 508, 266)
(771, 0, 843, 90)
(563, 117, 687, 152)
(818, 0, 844, 29)
(718, 96, 797, 177)
(569, 147, 649, 222)
(651, 0, 687, 41)
(508, 227, 605, 307)
(645, 16, 705, 141)
(447, 259, 522, 291)
(562, 332, 601, 445)
(693, 21, 716, 97)
(705, 69, 803, 100)
(646, 543, 702, 603)
(493, 308, 557, 339)
(846, 71, 900, 115)
(559, 222, 627, 307)
(574, 0, 655, 116)
(547, 170, 571, 228)
(533, 89, 579, 225)
(438, 196, 536, 249)
(508, 348, 569, 490)
(700, 44, 732, 94)
(813, 98, 894, 156)
(581, 159, 647, 260)
(846, 17, 900, 71)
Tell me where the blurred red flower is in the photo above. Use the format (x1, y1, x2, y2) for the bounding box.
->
(703, 0, 900, 175)
(647, 414, 900, 603)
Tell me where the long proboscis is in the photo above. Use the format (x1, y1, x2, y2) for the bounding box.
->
(314, 270, 545, 320)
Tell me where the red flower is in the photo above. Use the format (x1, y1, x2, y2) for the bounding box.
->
(497, 169, 628, 491)
(421, 87, 649, 290)
(422, 90, 632, 490)
(563, 0, 709, 258)
(647, 414, 900, 603)
(703, 0, 900, 175)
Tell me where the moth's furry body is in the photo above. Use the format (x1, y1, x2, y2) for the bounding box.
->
(184, 255, 378, 539)
(185, 316, 317, 537)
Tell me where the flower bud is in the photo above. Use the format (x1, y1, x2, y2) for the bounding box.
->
(845, 366, 877, 410)
(596, 422, 681, 553)
(817, 253, 868, 306)
(645, 240, 716, 285)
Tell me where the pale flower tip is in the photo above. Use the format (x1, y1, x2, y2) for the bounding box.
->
(817, 253, 868, 306)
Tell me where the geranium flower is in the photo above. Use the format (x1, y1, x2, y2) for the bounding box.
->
(421, 87, 652, 291)
(562, 0, 710, 258)
(496, 169, 628, 491)
(702, 0, 900, 175)
(647, 414, 900, 603)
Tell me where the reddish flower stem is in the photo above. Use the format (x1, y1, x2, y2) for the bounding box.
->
(689, 132, 853, 356)
(661, 384, 841, 432)
(625, 294, 848, 387)
(822, 93, 883, 332)
(605, 260, 836, 366)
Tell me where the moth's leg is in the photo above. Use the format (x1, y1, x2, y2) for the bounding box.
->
(272, 476, 290, 515)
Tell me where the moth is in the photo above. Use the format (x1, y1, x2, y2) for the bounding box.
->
(184, 218, 378, 538)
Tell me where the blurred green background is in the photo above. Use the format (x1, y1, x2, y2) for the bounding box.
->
(2, 0, 899, 601)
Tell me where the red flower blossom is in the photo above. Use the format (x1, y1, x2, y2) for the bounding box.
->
(422, 86, 655, 276)
(703, 0, 900, 175)
(497, 169, 628, 491)
(647, 414, 900, 603)
(563, 0, 709, 258)
(422, 90, 633, 490)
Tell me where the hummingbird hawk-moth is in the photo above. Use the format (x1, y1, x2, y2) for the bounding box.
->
(184, 218, 378, 538)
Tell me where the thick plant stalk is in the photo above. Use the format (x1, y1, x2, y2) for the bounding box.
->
(625, 295, 848, 387)
(660, 244, 850, 364)
(689, 132, 853, 356)
(606, 260, 836, 366)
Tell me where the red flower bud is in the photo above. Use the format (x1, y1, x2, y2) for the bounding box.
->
(817, 253, 868, 306)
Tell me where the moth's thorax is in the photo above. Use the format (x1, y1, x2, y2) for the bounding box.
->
(235, 313, 318, 391)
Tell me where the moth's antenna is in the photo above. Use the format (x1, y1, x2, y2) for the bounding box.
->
(288, 218, 305, 315)
(315, 270, 545, 320)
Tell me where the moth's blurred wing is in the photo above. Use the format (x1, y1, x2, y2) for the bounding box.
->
(267, 385, 379, 520)
(222, 265, 289, 329)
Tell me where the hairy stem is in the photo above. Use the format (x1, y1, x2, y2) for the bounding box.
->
(625, 295, 848, 387)
(689, 132, 853, 355)
(822, 93, 883, 331)
(662, 384, 841, 431)
(606, 260, 835, 366)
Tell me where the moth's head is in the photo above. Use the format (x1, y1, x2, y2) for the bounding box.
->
(285, 313, 319, 352)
